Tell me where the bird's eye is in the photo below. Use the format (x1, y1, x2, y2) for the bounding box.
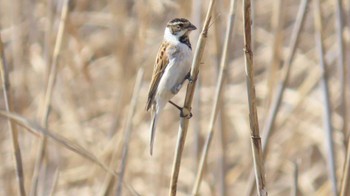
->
(178, 24, 183, 28)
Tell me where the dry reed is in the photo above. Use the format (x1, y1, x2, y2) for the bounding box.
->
(292, 161, 299, 196)
(334, 0, 348, 146)
(340, 135, 350, 196)
(191, 0, 236, 194)
(31, 0, 69, 195)
(246, 0, 309, 194)
(0, 110, 116, 174)
(0, 0, 349, 195)
(116, 68, 144, 195)
(169, 0, 216, 195)
(242, 0, 267, 195)
(313, 0, 337, 194)
(0, 30, 26, 196)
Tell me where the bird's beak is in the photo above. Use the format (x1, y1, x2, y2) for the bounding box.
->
(187, 23, 197, 31)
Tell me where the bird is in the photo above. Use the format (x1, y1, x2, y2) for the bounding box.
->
(146, 18, 197, 155)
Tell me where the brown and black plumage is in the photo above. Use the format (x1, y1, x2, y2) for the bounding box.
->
(146, 18, 196, 155)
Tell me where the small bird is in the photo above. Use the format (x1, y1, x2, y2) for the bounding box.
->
(146, 18, 197, 155)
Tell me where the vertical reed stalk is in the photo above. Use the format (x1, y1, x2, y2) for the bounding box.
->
(246, 0, 309, 194)
(0, 31, 26, 196)
(168, 0, 216, 195)
(266, 0, 283, 107)
(242, 0, 267, 195)
(191, 0, 202, 167)
(313, 0, 337, 194)
(261, 0, 309, 155)
(48, 168, 60, 196)
(292, 161, 299, 196)
(213, 4, 227, 195)
(334, 0, 348, 144)
(116, 68, 144, 195)
(98, 76, 144, 196)
(191, 0, 236, 194)
(340, 135, 350, 196)
(337, 0, 349, 194)
(30, 0, 69, 195)
(250, 0, 255, 51)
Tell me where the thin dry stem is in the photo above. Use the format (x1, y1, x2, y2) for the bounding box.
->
(191, 0, 236, 194)
(265, 0, 283, 107)
(242, 0, 267, 195)
(334, 0, 348, 144)
(168, 0, 216, 195)
(292, 161, 299, 196)
(340, 135, 350, 196)
(190, 0, 202, 169)
(48, 168, 60, 196)
(0, 0, 346, 195)
(246, 0, 309, 194)
(313, 0, 337, 194)
(337, 0, 349, 194)
(213, 4, 227, 195)
(261, 0, 309, 154)
(0, 30, 26, 196)
(0, 110, 116, 174)
(116, 68, 144, 195)
(31, 0, 70, 195)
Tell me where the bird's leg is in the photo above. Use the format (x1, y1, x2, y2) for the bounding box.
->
(168, 100, 192, 119)
(168, 100, 182, 110)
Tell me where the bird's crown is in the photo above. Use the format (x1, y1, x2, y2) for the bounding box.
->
(166, 18, 197, 35)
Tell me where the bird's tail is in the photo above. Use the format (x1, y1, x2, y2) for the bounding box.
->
(149, 112, 158, 155)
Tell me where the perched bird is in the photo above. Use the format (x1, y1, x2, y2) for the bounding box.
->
(146, 18, 197, 155)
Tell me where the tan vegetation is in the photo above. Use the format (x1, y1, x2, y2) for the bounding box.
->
(0, 0, 349, 195)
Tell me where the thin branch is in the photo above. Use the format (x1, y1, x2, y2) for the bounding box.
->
(31, 0, 70, 195)
(0, 29, 26, 196)
(242, 0, 267, 195)
(313, 0, 337, 194)
(191, 0, 236, 194)
(168, 0, 216, 195)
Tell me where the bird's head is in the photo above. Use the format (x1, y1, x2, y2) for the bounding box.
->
(165, 18, 197, 40)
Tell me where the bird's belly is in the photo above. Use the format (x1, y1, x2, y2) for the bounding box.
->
(156, 58, 191, 99)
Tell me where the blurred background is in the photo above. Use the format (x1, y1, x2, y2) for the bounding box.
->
(0, 0, 349, 195)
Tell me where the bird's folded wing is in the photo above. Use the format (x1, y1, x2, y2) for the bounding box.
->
(146, 41, 171, 111)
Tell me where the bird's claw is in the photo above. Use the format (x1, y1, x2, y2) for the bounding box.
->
(180, 107, 192, 119)
(185, 72, 194, 84)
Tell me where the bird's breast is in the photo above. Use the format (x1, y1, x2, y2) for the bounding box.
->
(156, 44, 192, 98)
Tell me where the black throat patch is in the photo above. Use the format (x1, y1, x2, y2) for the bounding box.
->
(179, 35, 192, 50)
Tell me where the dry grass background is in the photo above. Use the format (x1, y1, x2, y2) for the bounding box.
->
(0, 0, 350, 195)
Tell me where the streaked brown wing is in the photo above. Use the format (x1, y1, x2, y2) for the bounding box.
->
(146, 42, 170, 111)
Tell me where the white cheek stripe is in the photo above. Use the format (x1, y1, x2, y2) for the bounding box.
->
(164, 28, 180, 44)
